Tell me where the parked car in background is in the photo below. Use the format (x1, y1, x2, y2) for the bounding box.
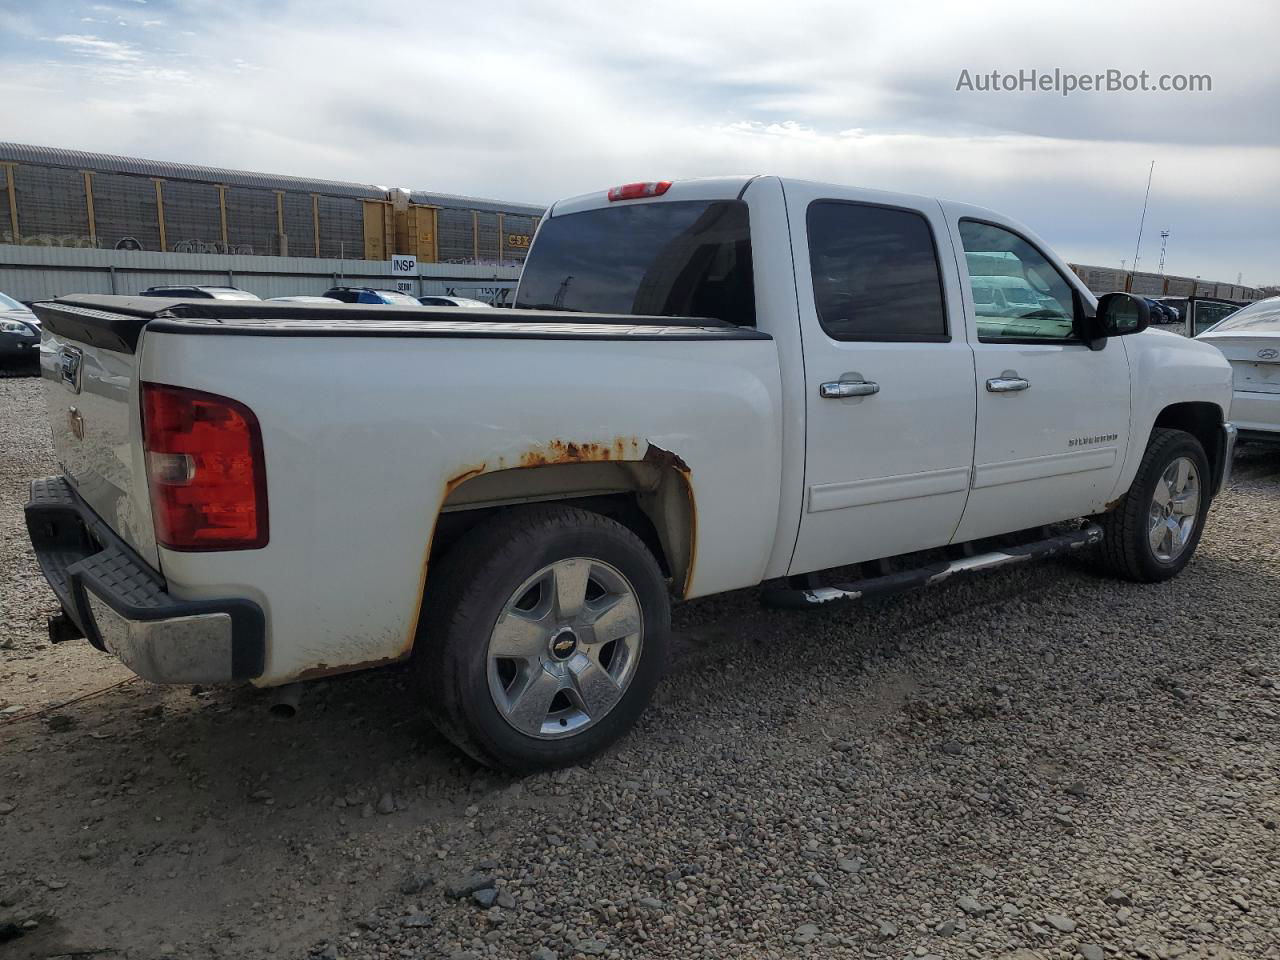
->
(267, 296, 342, 304)
(418, 295, 492, 308)
(0, 290, 40, 365)
(1157, 296, 1247, 337)
(26, 176, 1235, 772)
(322, 286, 423, 306)
(1197, 296, 1280, 440)
(1142, 298, 1178, 324)
(139, 285, 261, 300)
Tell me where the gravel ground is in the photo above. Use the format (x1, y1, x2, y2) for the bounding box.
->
(2, 372, 1278, 960)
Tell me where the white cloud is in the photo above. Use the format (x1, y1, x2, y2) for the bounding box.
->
(52, 33, 141, 62)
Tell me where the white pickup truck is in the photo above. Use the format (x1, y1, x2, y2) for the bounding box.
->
(25, 176, 1236, 771)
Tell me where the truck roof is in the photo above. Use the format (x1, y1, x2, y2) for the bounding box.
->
(546, 175, 978, 219)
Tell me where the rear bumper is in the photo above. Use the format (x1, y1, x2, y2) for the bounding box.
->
(1229, 391, 1280, 438)
(24, 477, 265, 684)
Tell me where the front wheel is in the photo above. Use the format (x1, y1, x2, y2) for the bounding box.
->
(417, 504, 670, 772)
(1096, 428, 1212, 582)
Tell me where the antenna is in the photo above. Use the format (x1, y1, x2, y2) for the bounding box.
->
(1132, 161, 1155, 273)
(1157, 230, 1170, 276)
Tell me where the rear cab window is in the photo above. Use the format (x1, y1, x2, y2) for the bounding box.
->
(515, 200, 754, 326)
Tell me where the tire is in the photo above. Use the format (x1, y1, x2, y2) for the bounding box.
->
(416, 504, 670, 772)
(1096, 428, 1212, 582)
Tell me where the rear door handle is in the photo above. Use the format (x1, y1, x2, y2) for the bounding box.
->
(986, 377, 1030, 393)
(820, 380, 879, 398)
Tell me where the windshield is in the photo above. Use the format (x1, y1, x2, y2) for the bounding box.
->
(515, 199, 754, 325)
(0, 292, 27, 311)
(1202, 297, 1280, 335)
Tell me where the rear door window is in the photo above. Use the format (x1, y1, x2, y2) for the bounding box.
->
(806, 201, 948, 341)
(515, 200, 754, 326)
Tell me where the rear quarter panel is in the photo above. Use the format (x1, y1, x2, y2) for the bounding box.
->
(139, 330, 782, 685)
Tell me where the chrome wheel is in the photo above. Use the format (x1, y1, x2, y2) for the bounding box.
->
(487, 558, 643, 740)
(1148, 456, 1201, 562)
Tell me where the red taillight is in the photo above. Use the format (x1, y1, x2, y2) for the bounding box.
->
(607, 180, 672, 201)
(142, 383, 268, 551)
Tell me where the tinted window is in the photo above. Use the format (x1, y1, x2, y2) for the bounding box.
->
(515, 200, 754, 326)
(959, 220, 1077, 342)
(806, 202, 947, 341)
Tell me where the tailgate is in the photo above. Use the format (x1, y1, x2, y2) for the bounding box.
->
(32, 299, 160, 567)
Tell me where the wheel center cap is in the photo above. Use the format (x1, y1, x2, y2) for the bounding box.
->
(549, 628, 579, 661)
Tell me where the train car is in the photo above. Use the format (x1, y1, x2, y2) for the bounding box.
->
(0, 143, 545, 265)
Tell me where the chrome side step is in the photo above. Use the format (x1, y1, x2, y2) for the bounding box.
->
(762, 523, 1103, 609)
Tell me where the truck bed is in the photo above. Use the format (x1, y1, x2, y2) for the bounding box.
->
(30, 292, 785, 686)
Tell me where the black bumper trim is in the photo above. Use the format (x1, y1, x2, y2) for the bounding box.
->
(24, 477, 265, 680)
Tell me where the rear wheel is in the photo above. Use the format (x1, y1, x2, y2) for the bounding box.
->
(1096, 428, 1211, 582)
(417, 504, 670, 772)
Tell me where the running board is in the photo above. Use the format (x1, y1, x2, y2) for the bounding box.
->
(762, 523, 1103, 609)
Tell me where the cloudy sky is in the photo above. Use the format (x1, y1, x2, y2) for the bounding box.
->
(1, 0, 1276, 283)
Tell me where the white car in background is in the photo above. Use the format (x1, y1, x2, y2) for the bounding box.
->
(267, 296, 342, 304)
(418, 295, 492, 308)
(1198, 296, 1280, 439)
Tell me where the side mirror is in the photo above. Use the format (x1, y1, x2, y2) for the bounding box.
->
(1096, 292, 1150, 337)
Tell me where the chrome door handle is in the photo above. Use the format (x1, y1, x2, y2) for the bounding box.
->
(986, 377, 1030, 393)
(821, 380, 879, 399)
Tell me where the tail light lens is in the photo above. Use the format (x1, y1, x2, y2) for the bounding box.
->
(142, 383, 268, 551)
(607, 181, 672, 201)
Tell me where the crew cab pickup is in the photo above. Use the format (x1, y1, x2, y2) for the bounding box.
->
(25, 176, 1236, 771)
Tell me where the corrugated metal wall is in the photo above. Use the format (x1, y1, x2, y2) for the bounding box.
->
(224, 187, 279, 257)
(283, 193, 314, 257)
(437, 207, 477, 262)
(0, 173, 11, 244)
(13, 165, 88, 241)
(502, 213, 538, 264)
(164, 180, 223, 252)
(316, 196, 364, 259)
(94, 173, 161, 251)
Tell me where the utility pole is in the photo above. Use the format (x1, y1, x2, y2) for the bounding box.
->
(1157, 230, 1170, 276)
(1132, 160, 1155, 273)
(552, 275, 573, 310)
